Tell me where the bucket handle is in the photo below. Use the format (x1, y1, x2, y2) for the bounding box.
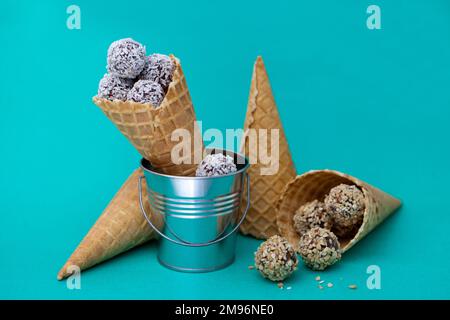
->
(138, 173, 250, 247)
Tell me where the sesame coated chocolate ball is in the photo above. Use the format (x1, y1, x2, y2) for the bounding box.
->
(126, 80, 165, 106)
(293, 200, 332, 237)
(255, 235, 298, 281)
(97, 74, 133, 101)
(139, 54, 175, 90)
(298, 227, 342, 271)
(107, 38, 146, 79)
(195, 154, 237, 177)
(324, 184, 365, 233)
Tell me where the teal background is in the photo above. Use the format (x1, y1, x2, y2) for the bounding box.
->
(1, 0, 450, 299)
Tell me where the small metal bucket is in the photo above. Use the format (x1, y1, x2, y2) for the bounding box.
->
(138, 149, 250, 272)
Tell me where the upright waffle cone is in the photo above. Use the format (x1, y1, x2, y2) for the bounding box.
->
(57, 168, 163, 280)
(277, 170, 401, 253)
(239, 56, 297, 239)
(93, 55, 203, 176)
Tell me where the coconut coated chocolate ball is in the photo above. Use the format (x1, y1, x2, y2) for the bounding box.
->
(126, 80, 165, 106)
(139, 54, 175, 90)
(293, 200, 332, 237)
(298, 227, 341, 271)
(97, 74, 132, 101)
(107, 38, 146, 79)
(324, 184, 365, 232)
(195, 154, 237, 177)
(254, 235, 298, 281)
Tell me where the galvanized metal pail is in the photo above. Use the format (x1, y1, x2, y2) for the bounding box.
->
(138, 149, 250, 272)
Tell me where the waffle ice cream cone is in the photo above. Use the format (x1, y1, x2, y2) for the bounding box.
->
(277, 170, 401, 253)
(239, 57, 297, 239)
(93, 55, 203, 177)
(57, 168, 163, 280)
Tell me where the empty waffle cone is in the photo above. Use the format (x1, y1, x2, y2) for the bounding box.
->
(239, 56, 297, 239)
(277, 170, 401, 253)
(57, 168, 163, 280)
(93, 55, 203, 177)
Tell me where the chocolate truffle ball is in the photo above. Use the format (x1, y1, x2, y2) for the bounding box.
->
(126, 80, 165, 106)
(107, 38, 146, 79)
(332, 223, 360, 238)
(139, 54, 175, 90)
(97, 74, 133, 101)
(298, 227, 341, 271)
(254, 235, 298, 281)
(324, 184, 365, 233)
(293, 200, 332, 237)
(195, 154, 237, 177)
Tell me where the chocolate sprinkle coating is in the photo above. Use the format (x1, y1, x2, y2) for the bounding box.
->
(298, 227, 341, 271)
(97, 74, 133, 101)
(126, 80, 165, 106)
(325, 184, 365, 234)
(293, 200, 333, 237)
(139, 54, 175, 91)
(195, 154, 237, 177)
(107, 38, 146, 79)
(254, 235, 298, 281)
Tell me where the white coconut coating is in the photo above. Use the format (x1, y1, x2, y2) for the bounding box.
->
(126, 80, 165, 106)
(195, 154, 237, 177)
(107, 38, 146, 79)
(139, 54, 175, 90)
(97, 74, 133, 101)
